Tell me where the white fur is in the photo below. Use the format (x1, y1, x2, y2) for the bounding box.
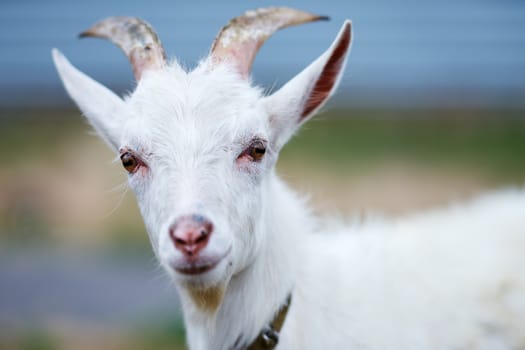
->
(52, 18, 525, 350)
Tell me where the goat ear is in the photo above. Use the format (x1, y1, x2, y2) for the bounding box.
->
(52, 49, 126, 151)
(263, 21, 351, 148)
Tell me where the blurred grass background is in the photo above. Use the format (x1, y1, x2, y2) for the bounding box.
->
(3, 108, 524, 247)
(1, 107, 524, 349)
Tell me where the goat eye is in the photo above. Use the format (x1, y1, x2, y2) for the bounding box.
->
(237, 139, 267, 164)
(249, 145, 266, 161)
(120, 152, 139, 173)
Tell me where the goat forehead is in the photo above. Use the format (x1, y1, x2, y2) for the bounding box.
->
(123, 63, 267, 154)
(128, 63, 263, 124)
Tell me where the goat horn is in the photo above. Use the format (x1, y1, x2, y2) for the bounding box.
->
(210, 7, 329, 78)
(79, 16, 166, 80)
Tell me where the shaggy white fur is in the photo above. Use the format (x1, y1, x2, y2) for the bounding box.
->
(52, 13, 525, 350)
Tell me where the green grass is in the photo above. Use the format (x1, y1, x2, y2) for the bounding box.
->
(19, 335, 56, 350)
(2, 108, 524, 173)
(2, 107, 525, 244)
(0, 109, 86, 162)
(130, 316, 187, 350)
(10, 328, 59, 350)
(280, 109, 525, 180)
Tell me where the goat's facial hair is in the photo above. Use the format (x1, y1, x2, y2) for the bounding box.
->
(52, 17, 352, 302)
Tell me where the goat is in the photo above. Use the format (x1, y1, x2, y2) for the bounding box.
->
(52, 7, 525, 350)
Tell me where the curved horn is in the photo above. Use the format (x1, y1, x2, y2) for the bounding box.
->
(79, 16, 166, 80)
(211, 7, 329, 78)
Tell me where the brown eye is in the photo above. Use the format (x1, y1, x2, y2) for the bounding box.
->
(120, 152, 139, 173)
(249, 145, 266, 161)
(236, 138, 268, 164)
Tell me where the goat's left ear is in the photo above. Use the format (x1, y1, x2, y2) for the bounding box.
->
(52, 48, 127, 151)
(262, 21, 351, 149)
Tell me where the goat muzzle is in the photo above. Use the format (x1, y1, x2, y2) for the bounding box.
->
(169, 214, 214, 259)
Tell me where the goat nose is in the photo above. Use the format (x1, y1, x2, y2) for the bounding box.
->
(169, 215, 213, 258)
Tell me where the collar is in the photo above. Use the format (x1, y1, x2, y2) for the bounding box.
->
(245, 293, 292, 350)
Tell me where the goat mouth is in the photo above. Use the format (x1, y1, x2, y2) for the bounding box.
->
(171, 247, 231, 276)
(174, 260, 219, 275)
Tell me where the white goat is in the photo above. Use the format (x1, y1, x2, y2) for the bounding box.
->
(52, 7, 525, 350)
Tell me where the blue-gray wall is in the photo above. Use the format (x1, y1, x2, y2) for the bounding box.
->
(1, 0, 524, 108)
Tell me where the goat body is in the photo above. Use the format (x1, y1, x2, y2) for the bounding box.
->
(52, 7, 525, 350)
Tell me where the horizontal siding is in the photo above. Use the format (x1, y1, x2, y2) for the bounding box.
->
(0, 0, 524, 107)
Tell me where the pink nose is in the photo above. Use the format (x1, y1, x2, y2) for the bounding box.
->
(169, 215, 213, 258)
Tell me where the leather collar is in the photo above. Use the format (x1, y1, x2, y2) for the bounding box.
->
(244, 293, 292, 350)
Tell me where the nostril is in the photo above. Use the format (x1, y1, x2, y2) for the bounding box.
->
(195, 230, 208, 244)
(169, 227, 184, 244)
(174, 237, 187, 245)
